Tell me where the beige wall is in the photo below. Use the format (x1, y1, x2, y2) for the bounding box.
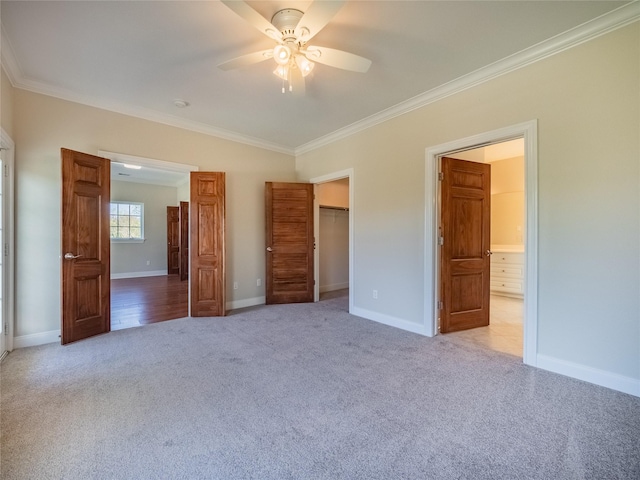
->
(490, 157, 524, 246)
(13, 91, 295, 337)
(1, 67, 14, 138)
(296, 25, 640, 382)
(111, 180, 178, 276)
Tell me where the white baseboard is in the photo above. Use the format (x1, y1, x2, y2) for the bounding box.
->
(14, 329, 60, 348)
(320, 282, 349, 293)
(537, 354, 640, 397)
(351, 306, 428, 336)
(226, 296, 265, 311)
(111, 270, 167, 280)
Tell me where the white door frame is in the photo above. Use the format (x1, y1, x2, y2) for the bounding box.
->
(310, 169, 354, 314)
(0, 128, 15, 355)
(424, 120, 538, 366)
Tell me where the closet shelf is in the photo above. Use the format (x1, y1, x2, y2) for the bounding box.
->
(319, 205, 349, 211)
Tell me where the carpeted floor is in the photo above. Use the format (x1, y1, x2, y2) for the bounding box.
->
(2, 291, 639, 479)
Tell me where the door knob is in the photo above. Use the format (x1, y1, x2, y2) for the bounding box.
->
(64, 253, 82, 259)
(485, 250, 493, 256)
(266, 247, 273, 252)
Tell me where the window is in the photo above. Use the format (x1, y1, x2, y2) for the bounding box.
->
(110, 202, 144, 242)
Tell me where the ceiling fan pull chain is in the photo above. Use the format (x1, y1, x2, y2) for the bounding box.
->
(288, 67, 293, 93)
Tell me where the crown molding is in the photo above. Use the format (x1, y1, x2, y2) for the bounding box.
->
(0, 20, 295, 157)
(3, 3, 638, 158)
(1, 24, 21, 87)
(295, 1, 640, 156)
(16, 77, 295, 155)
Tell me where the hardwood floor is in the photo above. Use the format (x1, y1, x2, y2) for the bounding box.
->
(111, 275, 188, 331)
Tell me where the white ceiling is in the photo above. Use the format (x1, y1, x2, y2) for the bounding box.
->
(1, 1, 633, 154)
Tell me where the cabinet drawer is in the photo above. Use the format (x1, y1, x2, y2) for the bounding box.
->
(491, 252, 524, 265)
(490, 280, 523, 294)
(491, 266, 523, 278)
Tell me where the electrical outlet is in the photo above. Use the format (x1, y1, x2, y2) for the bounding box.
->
(146, 260, 150, 265)
(233, 281, 238, 290)
(257, 278, 261, 287)
(373, 290, 378, 299)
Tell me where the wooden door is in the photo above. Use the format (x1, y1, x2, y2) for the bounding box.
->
(179, 201, 189, 281)
(265, 182, 314, 304)
(440, 157, 491, 333)
(167, 206, 180, 275)
(190, 172, 225, 316)
(61, 148, 110, 344)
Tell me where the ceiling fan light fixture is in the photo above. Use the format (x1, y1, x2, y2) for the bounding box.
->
(273, 44, 291, 66)
(295, 55, 315, 77)
(273, 64, 289, 80)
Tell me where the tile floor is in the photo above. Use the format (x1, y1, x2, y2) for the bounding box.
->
(447, 294, 523, 357)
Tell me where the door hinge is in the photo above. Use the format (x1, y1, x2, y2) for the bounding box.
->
(438, 172, 444, 181)
(4, 243, 8, 257)
(438, 301, 443, 310)
(438, 236, 444, 246)
(3, 164, 8, 177)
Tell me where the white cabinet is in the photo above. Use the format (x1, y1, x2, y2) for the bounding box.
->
(490, 250, 524, 297)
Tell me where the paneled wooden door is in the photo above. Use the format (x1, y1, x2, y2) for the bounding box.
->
(61, 148, 110, 344)
(179, 201, 189, 281)
(167, 206, 180, 275)
(440, 157, 491, 333)
(190, 172, 225, 316)
(265, 182, 314, 304)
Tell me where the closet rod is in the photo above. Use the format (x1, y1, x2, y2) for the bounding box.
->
(319, 205, 349, 212)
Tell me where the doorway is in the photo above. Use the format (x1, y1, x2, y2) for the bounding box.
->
(425, 121, 538, 366)
(310, 169, 354, 313)
(444, 140, 525, 357)
(317, 178, 350, 303)
(0, 129, 15, 357)
(101, 151, 196, 330)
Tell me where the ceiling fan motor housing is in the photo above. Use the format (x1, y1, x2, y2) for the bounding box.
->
(271, 9, 305, 43)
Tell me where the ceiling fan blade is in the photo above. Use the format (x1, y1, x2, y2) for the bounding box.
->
(217, 49, 273, 71)
(294, 1, 345, 43)
(221, 1, 282, 42)
(303, 46, 371, 73)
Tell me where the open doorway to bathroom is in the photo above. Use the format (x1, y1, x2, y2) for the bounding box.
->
(444, 139, 525, 357)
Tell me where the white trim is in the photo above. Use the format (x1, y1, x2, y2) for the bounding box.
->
(110, 270, 167, 280)
(226, 296, 265, 311)
(537, 354, 640, 398)
(424, 121, 539, 368)
(0, 129, 15, 353)
(0, 27, 21, 87)
(351, 307, 428, 336)
(310, 169, 354, 315)
(8, 75, 294, 155)
(295, 2, 640, 156)
(319, 282, 349, 294)
(14, 330, 60, 348)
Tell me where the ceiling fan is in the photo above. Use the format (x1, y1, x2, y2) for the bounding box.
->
(218, 0, 372, 93)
